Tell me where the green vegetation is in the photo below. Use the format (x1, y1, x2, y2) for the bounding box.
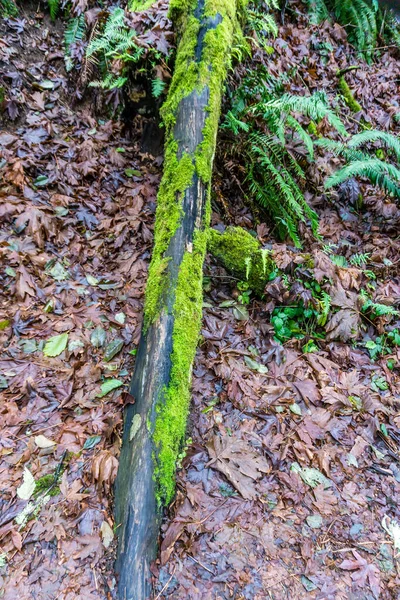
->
(147, 0, 242, 506)
(87, 7, 146, 91)
(222, 66, 347, 246)
(338, 76, 362, 112)
(0, 0, 18, 16)
(306, 0, 393, 58)
(48, 0, 60, 21)
(317, 131, 400, 199)
(64, 15, 86, 72)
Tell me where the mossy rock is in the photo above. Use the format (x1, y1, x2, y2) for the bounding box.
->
(208, 226, 275, 295)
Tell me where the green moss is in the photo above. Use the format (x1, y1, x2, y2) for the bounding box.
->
(34, 474, 60, 497)
(153, 231, 207, 504)
(144, 0, 241, 505)
(208, 227, 275, 295)
(338, 76, 362, 113)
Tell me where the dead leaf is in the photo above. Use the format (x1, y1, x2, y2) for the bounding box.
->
(206, 433, 270, 499)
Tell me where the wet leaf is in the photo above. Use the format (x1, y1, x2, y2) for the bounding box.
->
(206, 433, 270, 499)
(104, 338, 124, 361)
(83, 435, 102, 450)
(98, 379, 124, 397)
(91, 326, 107, 348)
(43, 333, 68, 357)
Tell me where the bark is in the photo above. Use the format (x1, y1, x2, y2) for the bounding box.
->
(114, 1, 241, 598)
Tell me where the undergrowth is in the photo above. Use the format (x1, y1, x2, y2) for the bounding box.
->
(306, 0, 400, 59)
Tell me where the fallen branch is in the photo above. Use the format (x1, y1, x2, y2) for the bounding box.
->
(114, 1, 243, 598)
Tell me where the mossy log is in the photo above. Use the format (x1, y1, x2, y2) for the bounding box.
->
(114, 1, 242, 598)
(208, 226, 275, 295)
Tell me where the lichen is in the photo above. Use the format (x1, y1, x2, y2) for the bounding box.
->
(143, 0, 241, 505)
(338, 76, 362, 113)
(208, 227, 275, 295)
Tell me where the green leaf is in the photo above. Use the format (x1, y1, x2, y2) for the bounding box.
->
(68, 339, 85, 352)
(37, 79, 55, 90)
(20, 339, 37, 354)
(291, 462, 331, 488)
(43, 333, 69, 357)
(98, 379, 124, 397)
(104, 338, 124, 361)
(34, 175, 49, 187)
(301, 575, 318, 591)
(244, 356, 268, 373)
(233, 305, 249, 321)
(91, 326, 107, 348)
(124, 168, 141, 178)
(86, 274, 99, 286)
(115, 312, 126, 325)
(48, 261, 69, 281)
(83, 435, 102, 450)
(219, 300, 236, 308)
(0, 319, 10, 330)
(5, 267, 15, 277)
(289, 403, 302, 416)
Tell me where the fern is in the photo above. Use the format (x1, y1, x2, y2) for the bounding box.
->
(64, 15, 86, 73)
(151, 77, 166, 98)
(0, 0, 18, 16)
(258, 92, 348, 137)
(223, 82, 346, 246)
(48, 0, 59, 21)
(324, 157, 400, 199)
(86, 8, 145, 91)
(317, 132, 400, 199)
(306, 0, 379, 57)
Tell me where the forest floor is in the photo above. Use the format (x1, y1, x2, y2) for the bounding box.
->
(1, 3, 400, 600)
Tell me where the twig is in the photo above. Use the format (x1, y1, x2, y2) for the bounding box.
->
(188, 554, 216, 575)
(154, 566, 176, 600)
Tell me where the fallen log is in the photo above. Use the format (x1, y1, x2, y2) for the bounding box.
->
(114, 1, 243, 598)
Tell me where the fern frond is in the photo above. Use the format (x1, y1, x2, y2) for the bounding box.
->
(325, 158, 400, 197)
(64, 15, 86, 72)
(0, 0, 18, 16)
(347, 130, 400, 161)
(258, 92, 348, 137)
(48, 0, 59, 21)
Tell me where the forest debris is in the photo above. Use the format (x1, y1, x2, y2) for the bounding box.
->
(206, 433, 270, 499)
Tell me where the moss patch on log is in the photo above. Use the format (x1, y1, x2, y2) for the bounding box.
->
(142, 0, 242, 505)
(152, 230, 207, 503)
(208, 227, 275, 295)
(338, 76, 362, 113)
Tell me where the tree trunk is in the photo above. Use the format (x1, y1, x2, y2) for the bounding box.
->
(114, 1, 241, 598)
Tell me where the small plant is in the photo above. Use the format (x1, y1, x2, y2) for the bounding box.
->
(306, 0, 391, 59)
(237, 281, 252, 305)
(0, 0, 18, 16)
(222, 68, 347, 246)
(48, 0, 59, 21)
(64, 15, 86, 72)
(317, 131, 400, 199)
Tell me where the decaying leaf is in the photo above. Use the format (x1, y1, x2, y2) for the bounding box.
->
(16, 468, 36, 500)
(92, 451, 118, 490)
(100, 521, 114, 549)
(34, 435, 56, 449)
(206, 433, 270, 499)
